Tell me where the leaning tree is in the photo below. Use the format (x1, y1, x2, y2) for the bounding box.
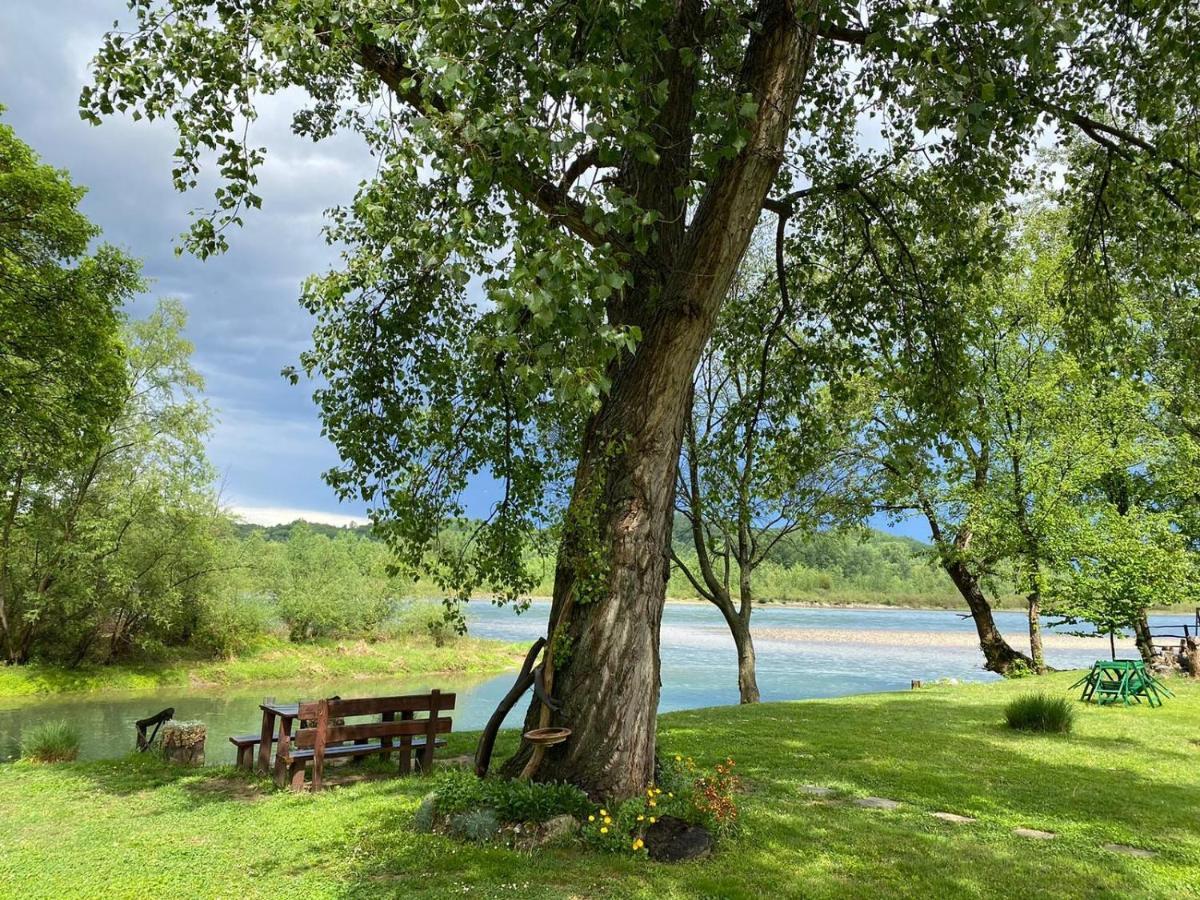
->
(86, 0, 1200, 796)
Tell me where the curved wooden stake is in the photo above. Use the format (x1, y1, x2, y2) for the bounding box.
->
(474, 638, 546, 778)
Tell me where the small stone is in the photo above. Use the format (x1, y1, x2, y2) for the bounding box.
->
(1013, 828, 1057, 840)
(1103, 843, 1156, 858)
(931, 812, 976, 824)
(854, 797, 902, 810)
(800, 785, 835, 797)
(644, 815, 713, 862)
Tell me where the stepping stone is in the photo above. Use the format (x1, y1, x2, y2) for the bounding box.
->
(800, 785, 835, 797)
(1013, 828, 1057, 840)
(1103, 843, 1156, 858)
(854, 797, 901, 810)
(931, 812, 976, 824)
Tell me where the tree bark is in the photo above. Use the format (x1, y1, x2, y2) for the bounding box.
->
(1027, 591, 1046, 675)
(502, 0, 818, 798)
(1132, 609, 1155, 665)
(942, 558, 1033, 675)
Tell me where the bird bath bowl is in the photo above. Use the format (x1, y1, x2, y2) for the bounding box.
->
(523, 727, 571, 747)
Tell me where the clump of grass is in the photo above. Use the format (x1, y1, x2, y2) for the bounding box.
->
(448, 807, 499, 844)
(1004, 693, 1075, 734)
(20, 720, 82, 762)
(413, 793, 437, 833)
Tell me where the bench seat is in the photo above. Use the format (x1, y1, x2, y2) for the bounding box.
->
(229, 732, 278, 769)
(283, 737, 446, 763)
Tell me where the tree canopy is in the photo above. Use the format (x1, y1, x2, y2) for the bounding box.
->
(84, 0, 1200, 795)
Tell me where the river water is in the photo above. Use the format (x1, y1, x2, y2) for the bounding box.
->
(0, 602, 1176, 764)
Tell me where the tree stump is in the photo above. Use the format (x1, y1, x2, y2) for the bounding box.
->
(160, 721, 206, 765)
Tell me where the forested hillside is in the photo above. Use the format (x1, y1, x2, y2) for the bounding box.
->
(236, 519, 968, 608)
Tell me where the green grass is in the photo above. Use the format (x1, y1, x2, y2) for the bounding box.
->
(1, 674, 1197, 898)
(0, 636, 524, 698)
(1004, 693, 1076, 733)
(17, 720, 82, 762)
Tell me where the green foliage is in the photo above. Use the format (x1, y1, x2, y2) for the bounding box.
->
(1004, 694, 1075, 734)
(19, 720, 81, 762)
(428, 769, 590, 825)
(447, 807, 499, 845)
(272, 524, 398, 641)
(412, 794, 437, 834)
(80, 0, 1200, 624)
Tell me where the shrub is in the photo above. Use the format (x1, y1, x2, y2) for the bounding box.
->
(448, 807, 499, 844)
(413, 793, 437, 833)
(427, 768, 591, 823)
(387, 601, 458, 646)
(1005, 693, 1075, 733)
(582, 754, 742, 855)
(20, 720, 81, 762)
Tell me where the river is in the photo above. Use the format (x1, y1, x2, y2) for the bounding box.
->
(0, 602, 1176, 764)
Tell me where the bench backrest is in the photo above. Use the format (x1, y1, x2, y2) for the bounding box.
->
(293, 691, 455, 751)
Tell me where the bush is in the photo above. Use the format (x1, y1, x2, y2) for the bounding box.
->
(1004, 693, 1075, 733)
(413, 793, 437, 833)
(386, 601, 458, 646)
(448, 807, 499, 844)
(20, 720, 81, 762)
(194, 593, 274, 657)
(428, 768, 591, 823)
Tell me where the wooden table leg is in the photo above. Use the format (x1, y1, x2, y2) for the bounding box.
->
(256, 709, 276, 775)
(274, 716, 295, 787)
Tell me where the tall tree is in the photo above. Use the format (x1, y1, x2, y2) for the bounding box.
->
(0, 114, 135, 663)
(673, 247, 857, 702)
(87, 0, 1200, 796)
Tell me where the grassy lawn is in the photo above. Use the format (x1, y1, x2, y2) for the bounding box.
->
(0, 636, 524, 698)
(1, 673, 1197, 899)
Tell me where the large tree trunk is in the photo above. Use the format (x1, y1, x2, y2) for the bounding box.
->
(943, 559, 1033, 675)
(502, 0, 818, 798)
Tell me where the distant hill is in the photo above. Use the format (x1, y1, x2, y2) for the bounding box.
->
(233, 519, 376, 542)
(233, 516, 974, 607)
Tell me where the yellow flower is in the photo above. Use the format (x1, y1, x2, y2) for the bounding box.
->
(600, 809, 608, 816)
(588, 815, 595, 822)
(632, 838, 644, 850)
(636, 815, 644, 822)
(600, 827, 608, 834)
(674, 754, 682, 762)
(603, 817, 612, 825)
(648, 800, 656, 808)
(649, 816, 656, 824)
(646, 789, 654, 798)
(668, 792, 674, 798)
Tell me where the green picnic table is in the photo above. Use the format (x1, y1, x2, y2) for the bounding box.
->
(1071, 659, 1174, 708)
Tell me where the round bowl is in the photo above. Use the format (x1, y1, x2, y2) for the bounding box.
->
(523, 727, 572, 747)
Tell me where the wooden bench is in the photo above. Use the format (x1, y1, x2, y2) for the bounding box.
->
(276, 691, 455, 790)
(229, 732, 279, 770)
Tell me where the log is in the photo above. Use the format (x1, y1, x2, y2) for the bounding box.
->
(474, 638, 545, 778)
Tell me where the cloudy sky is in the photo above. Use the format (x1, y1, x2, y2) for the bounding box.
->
(1, 2, 922, 538)
(1, 1, 393, 525)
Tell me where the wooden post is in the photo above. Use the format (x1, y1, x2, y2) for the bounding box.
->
(420, 690, 440, 773)
(312, 699, 329, 792)
(257, 706, 276, 775)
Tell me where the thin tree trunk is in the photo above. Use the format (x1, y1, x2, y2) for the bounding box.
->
(1027, 591, 1046, 675)
(1132, 610, 1155, 665)
(0, 469, 23, 664)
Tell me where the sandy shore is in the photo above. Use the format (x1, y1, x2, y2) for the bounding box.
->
(751, 626, 1134, 651)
